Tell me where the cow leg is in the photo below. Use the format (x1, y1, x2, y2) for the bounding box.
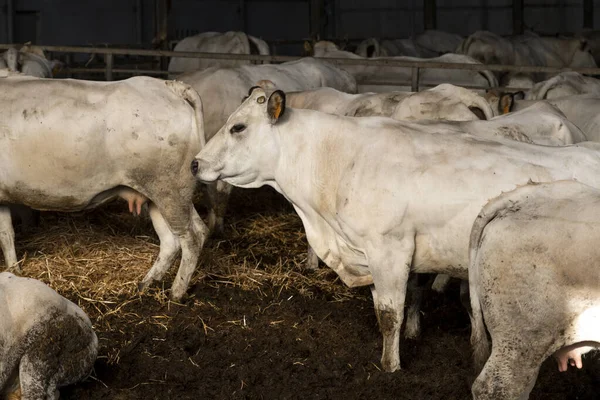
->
(305, 245, 319, 271)
(204, 181, 232, 235)
(170, 205, 209, 301)
(431, 273, 451, 293)
(0, 207, 19, 272)
(18, 353, 59, 400)
(404, 273, 428, 339)
(138, 203, 182, 292)
(472, 343, 543, 400)
(369, 237, 415, 372)
(459, 279, 472, 315)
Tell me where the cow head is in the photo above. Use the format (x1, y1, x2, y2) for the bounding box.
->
(484, 88, 524, 115)
(570, 37, 598, 68)
(192, 87, 286, 188)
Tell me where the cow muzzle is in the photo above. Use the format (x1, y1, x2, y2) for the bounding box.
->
(191, 159, 220, 183)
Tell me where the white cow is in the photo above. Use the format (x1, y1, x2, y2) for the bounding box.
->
(455, 102, 587, 145)
(287, 84, 493, 121)
(168, 31, 270, 77)
(457, 31, 597, 83)
(469, 180, 600, 399)
(356, 31, 463, 58)
(0, 45, 61, 78)
(0, 272, 97, 399)
(287, 87, 410, 117)
(192, 87, 600, 372)
(179, 57, 356, 233)
(313, 41, 498, 92)
(0, 76, 209, 301)
(498, 93, 600, 142)
(525, 72, 600, 99)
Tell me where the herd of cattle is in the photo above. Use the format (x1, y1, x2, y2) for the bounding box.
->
(2, 28, 600, 399)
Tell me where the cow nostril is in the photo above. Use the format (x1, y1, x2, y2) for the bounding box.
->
(191, 160, 199, 176)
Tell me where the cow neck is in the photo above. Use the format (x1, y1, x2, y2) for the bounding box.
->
(270, 108, 357, 219)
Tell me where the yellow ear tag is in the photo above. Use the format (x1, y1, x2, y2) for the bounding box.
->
(257, 96, 266, 104)
(502, 105, 510, 114)
(273, 103, 282, 119)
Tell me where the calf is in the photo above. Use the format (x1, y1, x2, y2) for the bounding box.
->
(0, 272, 97, 399)
(469, 180, 600, 399)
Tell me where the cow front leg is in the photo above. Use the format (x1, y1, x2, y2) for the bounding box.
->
(431, 273, 452, 293)
(0, 206, 18, 272)
(204, 180, 232, 236)
(404, 273, 429, 339)
(369, 237, 415, 372)
(305, 245, 319, 271)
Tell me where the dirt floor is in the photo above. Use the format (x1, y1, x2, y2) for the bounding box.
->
(11, 186, 600, 400)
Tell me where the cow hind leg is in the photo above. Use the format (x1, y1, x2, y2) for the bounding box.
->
(0, 206, 19, 272)
(472, 344, 543, 400)
(170, 206, 209, 301)
(138, 203, 182, 292)
(140, 198, 208, 300)
(18, 353, 59, 400)
(369, 237, 415, 372)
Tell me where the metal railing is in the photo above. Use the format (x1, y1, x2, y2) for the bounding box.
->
(2, 43, 600, 91)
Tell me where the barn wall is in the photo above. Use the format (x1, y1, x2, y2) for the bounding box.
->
(2, 0, 600, 49)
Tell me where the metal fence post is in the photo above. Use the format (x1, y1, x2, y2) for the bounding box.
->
(105, 53, 114, 81)
(411, 67, 420, 92)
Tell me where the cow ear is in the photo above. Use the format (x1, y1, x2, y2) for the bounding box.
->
(267, 90, 286, 124)
(500, 93, 514, 114)
(303, 41, 313, 55)
(468, 106, 487, 120)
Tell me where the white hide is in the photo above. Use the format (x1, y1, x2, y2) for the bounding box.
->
(287, 84, 494, 121)
(0, 272, 97, 399)
(0, 76, 209, 301)
(0, 46, 60, 78)
(469, 181, 600, 400)
(457, 31, 597, 83)
(179, 57, 357, 140)
(525, 72, 600, 100)
(455, 102, 587, 145)
(512, 94, 600, 142)
(168, 31, 270, 77)
(312, 41, 498, 92)
(193, 88, 600, 373)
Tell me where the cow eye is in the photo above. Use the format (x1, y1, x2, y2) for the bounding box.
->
(230, 123, 246, 134)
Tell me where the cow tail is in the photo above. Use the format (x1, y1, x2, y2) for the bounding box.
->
(165, 80, 206, 147)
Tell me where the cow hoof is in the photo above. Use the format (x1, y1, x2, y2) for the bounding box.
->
(170, 281, 188, 302)
(403, 319, 421, 340)
(137, 281, 149, 293)
(381, 360, 401, 373)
